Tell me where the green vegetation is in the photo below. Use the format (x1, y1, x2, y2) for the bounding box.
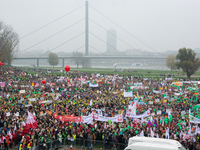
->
(47, 52, 59, 67)
(20, 66, 200, 80)
(176, 47, 200, 79)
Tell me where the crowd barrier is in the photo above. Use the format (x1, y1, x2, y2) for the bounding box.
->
(33, 138, 127, 150)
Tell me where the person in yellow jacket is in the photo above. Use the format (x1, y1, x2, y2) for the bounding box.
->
(72, 133, 76, 147)
(27, 140, 32, 150)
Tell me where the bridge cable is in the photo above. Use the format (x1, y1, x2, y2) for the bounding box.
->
(18, 19, 85, 54)
(89, 32, 124, 54)
(70, 45, 85, 53)
(90, 19, 144, 55)
(89, 5, 159, 54)
(39, 32, 84, 57)
(89, 45, 104, 54)
(20, 5, 84, 39)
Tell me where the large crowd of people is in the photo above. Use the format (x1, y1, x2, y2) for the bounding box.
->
(0, 66, 200, 150)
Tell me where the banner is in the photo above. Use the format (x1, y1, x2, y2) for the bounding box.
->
(20, 90, 25, 94)
(189, 115, 200, 124)
(0, 82, 5, 87)
(81, 113, 123, 123)
(93, 113, 123, 122)
(82, 114, 93, 124)
(124, 90, 133, 97)
(126, 109, 151, 118)
(38, 100, 52, 104)
(153, 90, 160, 94)
(133, 83, 143, 86)
(53, 113, 82, 122)
(29, 98, 36, 102)
(68, 83, 75, 87)
(89, 83, 98, 87)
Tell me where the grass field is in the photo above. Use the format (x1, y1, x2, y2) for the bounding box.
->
(19, 66, 200, 79)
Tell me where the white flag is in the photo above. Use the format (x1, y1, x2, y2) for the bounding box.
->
(140, 130, 144, 137)
(150, 128, 154, 138)
(165, 128, 169, 139)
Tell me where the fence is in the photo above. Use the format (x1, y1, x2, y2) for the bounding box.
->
(33, 138, 127, 150)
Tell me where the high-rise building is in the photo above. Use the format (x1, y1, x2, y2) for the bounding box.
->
(106, 29, 116, 53)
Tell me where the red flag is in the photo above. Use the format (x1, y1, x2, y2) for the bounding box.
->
(25, 111, 37, 129)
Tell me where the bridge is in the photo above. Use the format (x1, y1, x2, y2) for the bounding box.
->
(17, 1, 164, 68)
(13, 56, 166, 67)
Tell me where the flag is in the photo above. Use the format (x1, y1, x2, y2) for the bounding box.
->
(90, 99, 93, 106)
(154, 119, 157, 127)
(147, 120, 153, 127)
(21, 121, 26, 126)
(81, 76, 82, 86)
(150, 128, 154, 137)
(0, 136, 5, 143)
(14, 124, 17, 131)
(140, 130, 144, 137)
(168, 111, 171, 119)
(25, 111, 37, 129)
(35, 83, 39, 87)
(165, 128, 169, 139)
(104, 122, 107, 129)
(7, 130, 13, 139)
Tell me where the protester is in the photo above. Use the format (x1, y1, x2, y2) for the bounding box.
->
(0, 66, 199, 150)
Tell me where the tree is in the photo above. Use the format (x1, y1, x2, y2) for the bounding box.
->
(72, 52, 84, 68)
(48, 52, 59, 67)
(0, 21, 19, 65)
(165, 55, 177, 71)
(176, 47, 200, 79)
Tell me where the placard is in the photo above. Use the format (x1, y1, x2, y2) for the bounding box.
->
(157, 110, 161, 115)
(20, 90, 25, 94)
(155, 99, 160, 103)
(166, 109, 172, 113)
(6, 112, 10, 116)
(149, 101, 153, 104)
(29, 98, 36, 101)
(14, 112, 19, 117)
(25, 104, 32, 107)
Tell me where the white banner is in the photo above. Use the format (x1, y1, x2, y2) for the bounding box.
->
(29, 98, 36, 101)
(20, 90, 25, 94)
(14, 112, 19, 117)
(133, 83, 143, 86)
(89, 83, 98, 87)
(124, 90, 133, 97)
(126, 109, 151, 118)
(81, 114, 93, 124)
(81, 113, 123, 124)
(94, 113, 123, 122)
(189, 115, 200, 124)
(153, 90, 160, 94)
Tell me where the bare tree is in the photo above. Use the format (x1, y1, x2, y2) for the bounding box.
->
(166, 55, 177, 71)
(0, 21, 19, 65)
(72, 52, 84, 68)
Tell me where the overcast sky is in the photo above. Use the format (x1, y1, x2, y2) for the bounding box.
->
(0, 0, 200, 55)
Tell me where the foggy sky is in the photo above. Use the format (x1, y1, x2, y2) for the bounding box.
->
(0, 0, 200, 55)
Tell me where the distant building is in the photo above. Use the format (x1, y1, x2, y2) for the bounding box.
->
(106, 29, 117, 53)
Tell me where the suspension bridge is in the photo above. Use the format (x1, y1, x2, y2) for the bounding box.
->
(14, 1, 166, 67)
